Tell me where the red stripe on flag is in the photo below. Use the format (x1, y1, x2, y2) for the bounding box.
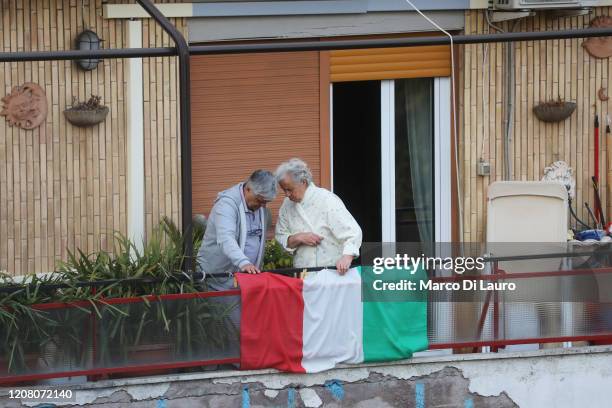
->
(236, 272, 306, 372)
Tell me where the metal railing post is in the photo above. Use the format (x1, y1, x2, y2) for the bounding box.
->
(492, 260, 500, 352)
(135, 0, 193, 273)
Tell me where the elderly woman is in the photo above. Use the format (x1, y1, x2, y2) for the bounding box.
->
(275, 158, 362, 274)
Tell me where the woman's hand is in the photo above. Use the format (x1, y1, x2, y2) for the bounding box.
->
(288, 232, 324, 248)
(336, 255, 354, 275)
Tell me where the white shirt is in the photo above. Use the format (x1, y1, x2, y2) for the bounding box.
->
(275, 183, 362, 268)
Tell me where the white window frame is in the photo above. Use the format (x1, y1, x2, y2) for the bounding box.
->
(434, 77, 452, 243)
(381, 80, 396, 242)
(381, 78, 451, 242)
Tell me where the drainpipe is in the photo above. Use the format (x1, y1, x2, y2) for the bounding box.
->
(135, 0, 193, 273)
(504, 38, 515, 181)
(504, 20, 521, 181)
(503, 18, 521, 180)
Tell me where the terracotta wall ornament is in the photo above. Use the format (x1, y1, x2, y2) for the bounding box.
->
(599, 87, 609, 101)
(583, 16, 612, 59)
(0, 83, 48, 129)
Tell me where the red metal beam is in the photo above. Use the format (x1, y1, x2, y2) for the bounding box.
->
(430, 334, 612, 350)
(431, 267, 612, 282)
(0, 358, 240, 385)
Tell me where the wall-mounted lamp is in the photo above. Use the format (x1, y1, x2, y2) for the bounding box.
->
(76, 29, 102, 71)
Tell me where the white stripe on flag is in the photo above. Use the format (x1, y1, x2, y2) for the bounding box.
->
(301, 268, 364, 373)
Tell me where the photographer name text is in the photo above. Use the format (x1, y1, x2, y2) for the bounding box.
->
(372, 279, 516, 292)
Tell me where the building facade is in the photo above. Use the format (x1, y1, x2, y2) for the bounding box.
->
(2, 0, 612, 274)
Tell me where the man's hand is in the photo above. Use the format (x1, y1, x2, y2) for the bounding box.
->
(336, 255, 354, 275)
(288, 232, 324, 248)
(240, 263, 260, 274)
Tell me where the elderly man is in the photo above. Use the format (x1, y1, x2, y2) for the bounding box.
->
(275, 158, 362, 274)
(197, 170, 277, 291)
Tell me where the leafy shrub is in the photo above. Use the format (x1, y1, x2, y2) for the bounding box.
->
(0, 217, 235, 375)
(262, 239, 293, 270)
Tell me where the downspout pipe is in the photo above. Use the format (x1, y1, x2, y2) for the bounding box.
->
(135, 0, 194, 273)
(504, 19, 521, 181)
(504, 38, 515, 181)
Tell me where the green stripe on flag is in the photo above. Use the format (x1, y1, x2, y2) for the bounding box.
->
(360, 266, 429, 361)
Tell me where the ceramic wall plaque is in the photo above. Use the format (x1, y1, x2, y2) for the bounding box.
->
(0, 83, 48, 130)
(583, 16, 612, 59)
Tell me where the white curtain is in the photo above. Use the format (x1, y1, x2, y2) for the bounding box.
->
(397, 79, 434, 244)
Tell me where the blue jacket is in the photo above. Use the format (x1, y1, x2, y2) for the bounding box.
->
(196, 183, 267, 276)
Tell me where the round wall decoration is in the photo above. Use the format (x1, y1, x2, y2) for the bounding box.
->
(0, 83, 48, 130)
(582, 16, 612, 59)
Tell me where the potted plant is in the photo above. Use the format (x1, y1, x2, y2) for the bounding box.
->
(0, 272, 90, 379)
(56, 218, 234, 378)
(63, 95, 109, 127)
(533, 98, 577, 123)
(0, 217, 237, 384)
(262, 239, 293, 270)
(0, 219, 238, 384)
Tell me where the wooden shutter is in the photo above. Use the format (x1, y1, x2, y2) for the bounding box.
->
(330, 45, 451, 82)
(190, 52, 322, 219)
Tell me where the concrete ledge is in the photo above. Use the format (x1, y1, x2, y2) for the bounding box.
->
(2, 345, 609, 391)
(2, 346, 612, 407)
(74, 345, 612, 389)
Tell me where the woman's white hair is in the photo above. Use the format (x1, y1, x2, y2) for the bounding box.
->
(275, 158, 313, 185)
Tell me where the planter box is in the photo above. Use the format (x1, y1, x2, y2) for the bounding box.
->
(63, 106, 109, 127)
(109, 343, 175, 378)
(0, 354, 39, 376)
(533, 101, 576, 122)
(0, 354, 40, 386)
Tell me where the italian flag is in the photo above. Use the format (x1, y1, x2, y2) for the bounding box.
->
(236, 267, 427, 373)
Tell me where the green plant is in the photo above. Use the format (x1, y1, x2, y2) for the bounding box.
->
(56, 217, 205, 298)
(67, 94, 105, 111)
(0, 217, 233, 375)
(0, 272, 88, 374)
(262, 239, 293, 270)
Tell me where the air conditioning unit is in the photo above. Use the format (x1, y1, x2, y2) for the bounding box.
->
(493, 0, 594, 9)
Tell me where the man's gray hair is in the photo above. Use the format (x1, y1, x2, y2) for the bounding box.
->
(275, 158, 313, 185)
(246, 170, 277, 201)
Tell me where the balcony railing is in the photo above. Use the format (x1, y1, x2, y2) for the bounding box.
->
(1, 250, 612, 385)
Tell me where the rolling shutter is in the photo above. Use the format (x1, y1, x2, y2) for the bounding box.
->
(190, 52, 322, 219)
(330, 45, 451, 82)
